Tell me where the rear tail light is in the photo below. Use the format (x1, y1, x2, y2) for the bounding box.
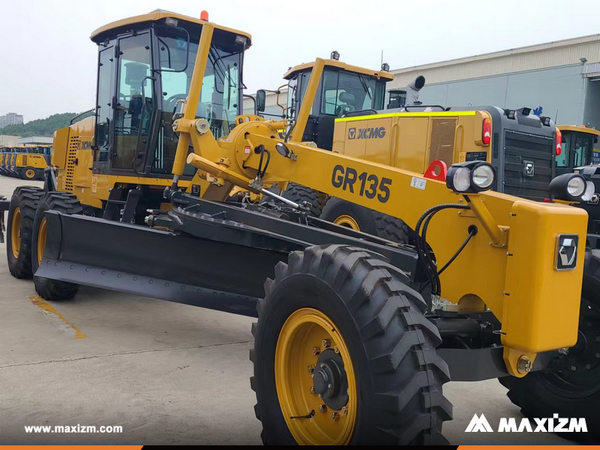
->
(556, 129, 562, 156)
(482, 118, 491, 145)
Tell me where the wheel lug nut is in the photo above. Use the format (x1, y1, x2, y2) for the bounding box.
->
(322, 339, 331, 348)
(312, 347, 321, 355)
(596, 353, 600, 358)
(307, 365, 315, 373)
(319, 405, 327, 413)
(331, 412, 340, 421)
(586, 364, 592, 370)
(571, 365, 577, 371)
(342, 406, 348, 415)
(334, 347, 339, 354)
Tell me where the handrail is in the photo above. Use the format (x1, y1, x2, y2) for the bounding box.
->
(70, 109, 95, 125)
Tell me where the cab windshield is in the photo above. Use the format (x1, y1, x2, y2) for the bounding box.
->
(153, 26, 243, 175)
(556, 132, 595, 168)
(93, 22, 244, 176)
(320, 68, 386, 116)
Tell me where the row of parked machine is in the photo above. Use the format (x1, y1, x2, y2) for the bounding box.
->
(0, 145, 52, 180)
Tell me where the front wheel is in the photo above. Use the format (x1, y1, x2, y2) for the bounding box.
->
(499, 249, 600, 443)
(32, 192, 83, 300)
(250, 244, 452, 444)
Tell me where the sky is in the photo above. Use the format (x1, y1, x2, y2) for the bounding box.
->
(1, 0, 600, 123)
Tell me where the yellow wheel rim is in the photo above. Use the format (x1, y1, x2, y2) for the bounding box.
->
(275, 308, 357, 445)
(333, 214, 360, 231)
(25, 169, 35, 179)
(11, 207, 22, 259)
(37, 217, 47, 266)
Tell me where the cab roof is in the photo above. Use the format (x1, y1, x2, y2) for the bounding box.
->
(284, 58, 394, 81)
(90, 9, 252, 45)
(558, 125, 600, 136)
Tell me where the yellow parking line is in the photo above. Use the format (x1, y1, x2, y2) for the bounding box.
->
(27, 295, 86, 339)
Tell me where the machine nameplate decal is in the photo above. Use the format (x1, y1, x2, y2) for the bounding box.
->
(332, 165, 392, 203)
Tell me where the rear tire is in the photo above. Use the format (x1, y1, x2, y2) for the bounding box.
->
(321, 197, 412, 244)
(250, 244, 451, 444)
(6, 186, 44, 278)
(32, 192, 82, 300)
(499, 248, 600, 443)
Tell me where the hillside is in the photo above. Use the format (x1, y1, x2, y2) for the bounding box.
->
(0, 112, 81, 137)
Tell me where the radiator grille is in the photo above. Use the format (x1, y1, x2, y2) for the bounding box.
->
(503, 130, 553, 201)
(65, 135, 80, 192)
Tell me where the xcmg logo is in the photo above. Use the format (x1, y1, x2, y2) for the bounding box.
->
(465, 413, 587, 433)
(348, 127, 386, 140)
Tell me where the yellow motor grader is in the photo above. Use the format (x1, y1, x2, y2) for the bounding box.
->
(0, 9, 595, 444)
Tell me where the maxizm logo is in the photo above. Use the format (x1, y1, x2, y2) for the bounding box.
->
(348, 127, 386, 140)
(465, 413, 587, 433)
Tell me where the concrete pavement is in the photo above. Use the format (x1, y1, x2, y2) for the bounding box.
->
(0, 175, 570, 445)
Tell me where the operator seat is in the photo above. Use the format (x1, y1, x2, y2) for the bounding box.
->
(336, 92, 356, 116)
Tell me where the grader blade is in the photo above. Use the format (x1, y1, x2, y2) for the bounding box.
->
(36, 211, 273, 317)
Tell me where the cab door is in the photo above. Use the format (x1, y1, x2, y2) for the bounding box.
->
(93, 41, 116, 173)
(111, 32, 154, 173)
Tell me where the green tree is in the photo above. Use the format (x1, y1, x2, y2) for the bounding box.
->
(0, 112, 90, 137)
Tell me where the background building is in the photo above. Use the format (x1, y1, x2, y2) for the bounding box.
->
(246, 34, 600, 131)
(0, 135, 20, 146)
(388, 34, 600, 129)
(18, 136, 53, 145)
(0, 112, 24, 129)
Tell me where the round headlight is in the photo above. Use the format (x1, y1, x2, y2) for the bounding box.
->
(582, 181, 596, 202)
(550, 173, 589, 201)
(452, 167, 471, 192)
(472, 164, 495, 189)
(567, 177, 585, 197)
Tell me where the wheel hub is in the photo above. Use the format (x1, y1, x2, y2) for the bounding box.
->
(566, 303, 600, 372)
(313, 349, 349, 410)
(275, 308, 357, 445)
(544, 297, 600, 397)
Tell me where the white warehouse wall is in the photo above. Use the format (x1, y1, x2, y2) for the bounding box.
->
(412, 64, 589, 126)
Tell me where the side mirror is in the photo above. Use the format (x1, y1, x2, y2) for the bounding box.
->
(256, 90, 266, 113)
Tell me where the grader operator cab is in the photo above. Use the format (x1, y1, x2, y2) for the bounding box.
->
(0, 10, 596, 444)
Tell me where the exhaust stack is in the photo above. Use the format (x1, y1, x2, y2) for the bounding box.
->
(405, 75, 426, 106)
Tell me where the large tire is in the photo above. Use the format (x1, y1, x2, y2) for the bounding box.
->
(31, 192, 82, 300)
(321, 197, 411, 244)
(250, 244, 452, 444)
(499, 249, 600, 443)
(6, 186, 44, 278)
(265, 183, 323, 217)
